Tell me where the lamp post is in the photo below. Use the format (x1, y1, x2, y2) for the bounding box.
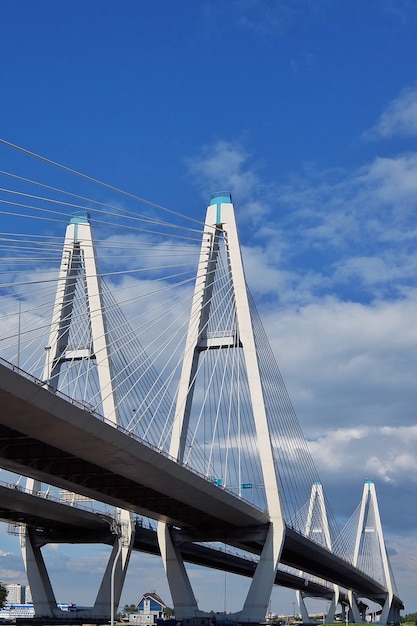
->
(111, 530, 122, 626)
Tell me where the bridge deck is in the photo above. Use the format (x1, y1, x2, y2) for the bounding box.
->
(0, 360, 268, 531)
(0, 359, 402, 606)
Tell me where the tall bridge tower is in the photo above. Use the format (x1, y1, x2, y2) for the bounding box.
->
(21, 212, 134, 622)
(296, 483, 339, 624)
(349, 480, 400, 625)
(158, 194, 285, 624)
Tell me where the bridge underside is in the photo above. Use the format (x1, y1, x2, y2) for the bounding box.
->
(0, 484, 336, 599)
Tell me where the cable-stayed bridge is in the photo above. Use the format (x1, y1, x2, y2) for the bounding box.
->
(0, 365, 400, 623)
(0, 144, 403, 625)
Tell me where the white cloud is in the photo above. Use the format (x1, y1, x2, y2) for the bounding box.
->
(370, 86, 417, 138)
(0, 549, 12, 557)
(266, 295, 417, 431)
(0, 568, 25, 582)
(186, 141, 271, 223)
(199, 0, 308, 38)
(186, 137, 417, 493)
(363, 153, 417, 207)
(186, 139, 417, 308)
(307, 425, 417, 483)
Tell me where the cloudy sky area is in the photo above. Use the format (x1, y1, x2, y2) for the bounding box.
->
(1, 0, 417, 615)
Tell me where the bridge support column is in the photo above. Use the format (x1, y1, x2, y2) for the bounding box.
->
(20, 477, 65, 618)
(158, 520, 284, 626)
(377, 592, 394, 626)
(21, 508, 134, 620)
(20, 527, 62, 618)
(385, 597, 401, 626)
(238, 520, 285, 623)
(324, 585, 339, 624)
(295, 591, 310, 625)
(164, 195, 286, 625)
(295, 483, 341, 624)
(347, 591, 364, 624)
(91, 509, 135, 618)
(157, 523, 200, 621)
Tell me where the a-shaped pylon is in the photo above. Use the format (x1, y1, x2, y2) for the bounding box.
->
(296, 482, 339, 624)
(158, 193, 286, 624)
(21, 212, 134, 621)
(348, 480, 400, 625)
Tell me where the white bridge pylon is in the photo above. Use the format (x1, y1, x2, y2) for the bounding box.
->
(158, 193, 286, 624)
(296, 483, 340, 624)
(21, 212, 134, 621)
(348, 480, 400, 626)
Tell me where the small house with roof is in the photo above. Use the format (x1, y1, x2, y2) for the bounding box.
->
(129, 592, 167, 624)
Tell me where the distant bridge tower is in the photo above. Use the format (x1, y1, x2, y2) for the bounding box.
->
(296, 483, 340, 624)
(158, 193, 286, 624)
(21, 212, 134, 622)
(348, 480, 400, 625)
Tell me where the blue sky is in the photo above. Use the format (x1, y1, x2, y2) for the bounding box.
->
(1, 0, 417, 616)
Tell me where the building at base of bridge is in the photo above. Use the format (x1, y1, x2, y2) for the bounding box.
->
(0, 602, 86, 622)
(127, 592, 168, 625)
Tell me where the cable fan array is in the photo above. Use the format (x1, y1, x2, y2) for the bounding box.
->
(0, 140, 348, 559)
